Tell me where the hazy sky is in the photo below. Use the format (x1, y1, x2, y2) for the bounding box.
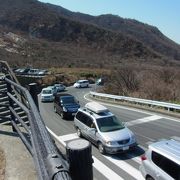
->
(39, 0, 180, 44)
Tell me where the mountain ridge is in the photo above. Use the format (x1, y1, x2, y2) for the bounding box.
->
(45, 2, 180, 60)
(0, 0, 180, 69)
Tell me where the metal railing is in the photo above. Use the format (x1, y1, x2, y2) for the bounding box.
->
(0, 61, 71, 180)
(90, 91, 180, 111)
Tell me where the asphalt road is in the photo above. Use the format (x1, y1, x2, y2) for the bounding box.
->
(39, 85, 180, 180)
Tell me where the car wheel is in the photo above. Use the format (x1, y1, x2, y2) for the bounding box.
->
(77, 128, 82, 137)
(146, 176, 155, 180)
(98, 142, 105, 154)
(54, 106, 57, 113)
(60, 112, 65, 119)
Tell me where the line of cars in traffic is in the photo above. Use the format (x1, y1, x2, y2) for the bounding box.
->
(40, 80, 180, 180)
(14, 68, 48, 76)
(40, 81, 138, 155)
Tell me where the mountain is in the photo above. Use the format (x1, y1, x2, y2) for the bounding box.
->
(0, 0, 179, 69)
(45, 3, 180, 61)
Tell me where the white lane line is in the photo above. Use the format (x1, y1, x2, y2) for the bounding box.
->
(47, 127, 66, 146)
(59, 133, 79, 142)
(127, 153, 142, 164)
(126, 115, 162, 126)
(104, 155, 144, 180)
(93, 156, 124, 180)
(135, 132, 155, 142)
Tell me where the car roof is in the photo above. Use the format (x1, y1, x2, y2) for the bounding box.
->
(78, 107, 114, 120)
(85, 102, 109, 113)
(42, 87, 52, 91)
(149, 139, 180, 165)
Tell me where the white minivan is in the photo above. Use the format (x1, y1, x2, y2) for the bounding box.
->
(74, 102, 137, 154)
(40, 87, 54, 102)
(73, 80, 89, 88)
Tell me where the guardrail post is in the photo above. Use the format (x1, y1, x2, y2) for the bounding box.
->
(6, 78, 17, 132)
(66, 139, 93, 180)
(29, 83, 39, 111)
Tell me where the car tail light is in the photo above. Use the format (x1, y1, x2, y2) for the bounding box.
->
(141, 154, 147, 161)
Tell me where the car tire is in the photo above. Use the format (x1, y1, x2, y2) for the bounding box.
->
(98, 142, 105, 154)
(146, 176, 155, 180)
(54, 106, 57, 113)
(60, 112, 65, 119)
(77, 128, 82, 137)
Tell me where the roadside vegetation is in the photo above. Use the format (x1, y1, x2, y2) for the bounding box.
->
(103, 65, 180, 103)
(16, 65, 180, 104)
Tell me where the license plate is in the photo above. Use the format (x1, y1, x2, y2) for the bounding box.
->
(122, 146, 129, 151)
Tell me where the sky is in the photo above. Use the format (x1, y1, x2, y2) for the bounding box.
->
(39, 0, 180, 44)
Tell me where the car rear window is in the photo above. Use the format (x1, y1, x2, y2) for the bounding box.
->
(61, 96, 75, 104)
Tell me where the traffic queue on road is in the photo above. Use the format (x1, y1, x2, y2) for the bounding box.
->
(40, 79, 180, 180)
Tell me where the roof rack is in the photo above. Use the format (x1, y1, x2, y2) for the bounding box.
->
(85, 102, 109, 114)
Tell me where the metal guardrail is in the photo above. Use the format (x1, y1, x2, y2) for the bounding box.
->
(0, 61, 93, 180)
(0, 61, 71, 180)
(90, 91, 180, 111)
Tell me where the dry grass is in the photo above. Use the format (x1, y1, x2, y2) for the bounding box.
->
(49, 67, 111, 76)
(0, 148, 5, 180)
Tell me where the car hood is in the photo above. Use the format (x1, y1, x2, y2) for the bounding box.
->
(100, 127, 133, 141)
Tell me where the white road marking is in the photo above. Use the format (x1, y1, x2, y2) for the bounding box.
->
(93, 157, 124, 180)
(126, 115, 162, 126)
(135, 132, 155, 142)
(47, 130, 144, 180)
(104, 155, 144, 180)
(47, 127, 66, 146)
(126, 153, 142, 164)
(59, 133, 79, 142)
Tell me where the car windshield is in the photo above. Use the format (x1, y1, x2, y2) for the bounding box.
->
(96, 115, 125, 132)
(61, 96, 76, 104)
(42, 89, 52, 94)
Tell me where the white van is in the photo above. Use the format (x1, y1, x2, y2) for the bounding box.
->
(73, 80, 89, 88)
(139, 139, 180, 180)
(40, 87, 54, 102)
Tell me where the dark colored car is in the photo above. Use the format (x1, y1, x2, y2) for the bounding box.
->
(54, 93, 80, 119)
